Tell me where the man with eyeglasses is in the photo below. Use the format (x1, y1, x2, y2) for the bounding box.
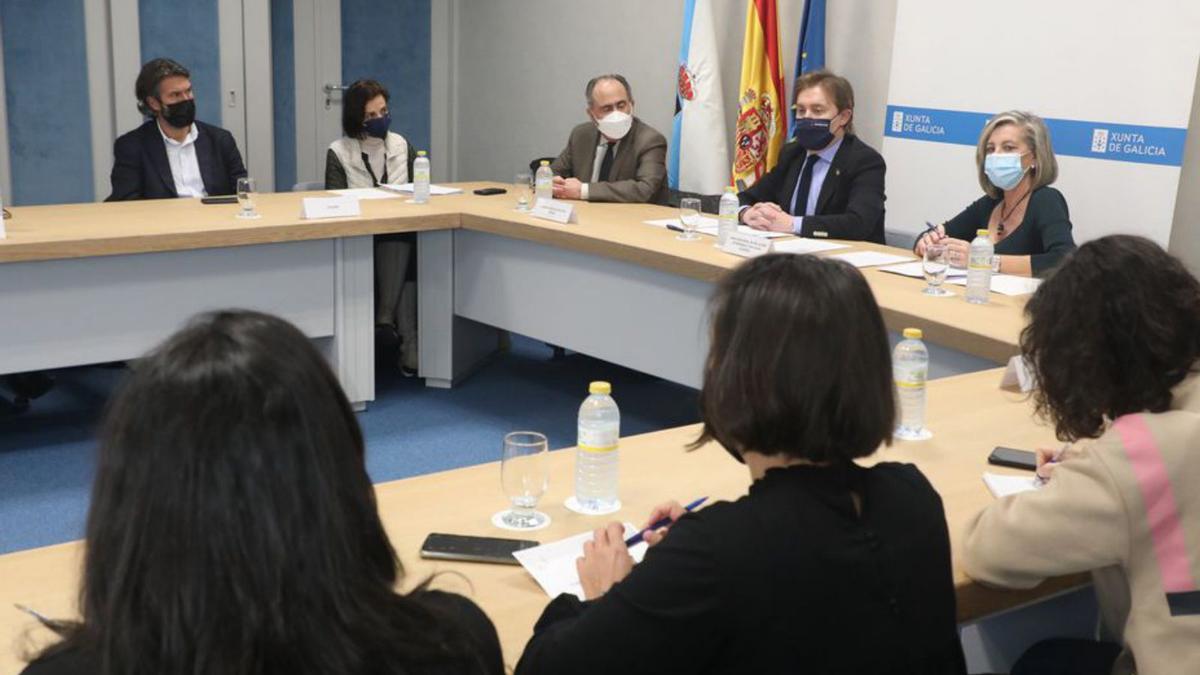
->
(549, 74, 668, 204)
(738, 70, 886, 243)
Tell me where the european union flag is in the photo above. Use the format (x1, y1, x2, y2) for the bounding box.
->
(789, 0, 827, 137)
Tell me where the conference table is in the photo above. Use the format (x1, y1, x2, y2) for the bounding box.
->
(0, 368, 1086, 671)
(0, 183, 1027, 407)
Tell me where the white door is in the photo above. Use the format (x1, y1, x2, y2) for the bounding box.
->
(292, 0, 343, 187)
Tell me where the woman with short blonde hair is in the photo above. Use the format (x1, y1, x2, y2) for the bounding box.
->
(915, 110, 1075, 278)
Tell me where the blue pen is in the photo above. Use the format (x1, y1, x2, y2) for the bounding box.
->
(625, 496, 708, 546)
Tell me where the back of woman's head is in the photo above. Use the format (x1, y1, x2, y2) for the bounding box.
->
(695, 254, 895, 462)
(65, 311, 455, 674)
(1021, 235, 1200, 440)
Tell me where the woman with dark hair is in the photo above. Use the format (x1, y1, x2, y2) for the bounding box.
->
(964, 235, 1200, 675)
(325, 79, 419, 375)
(515, 254, 966, 674)
(21, 310, 502, 675)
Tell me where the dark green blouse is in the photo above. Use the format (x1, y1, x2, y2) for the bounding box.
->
(943, 186, 1076, 277)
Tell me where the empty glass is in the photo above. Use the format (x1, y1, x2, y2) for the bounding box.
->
(514, 171, 533, 212)
(923, 242, 953, 296)
(236, 177, 261, 219)
(678, 197, 702, 241)
(500, 431, 549, 529)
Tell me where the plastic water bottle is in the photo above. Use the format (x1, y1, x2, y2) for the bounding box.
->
(717, 187, 739, 247)
(966, 229, 994, 305)
(535, 160, 554, 202)
(413, 151, 431, 204)
(575, 381, 620, 513)
(893, 327, 929, 440)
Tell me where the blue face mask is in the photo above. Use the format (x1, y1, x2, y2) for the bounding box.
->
(792, 117, 835, 151)
(364, 114, 390, 140)
(984, 153, 1029, 190)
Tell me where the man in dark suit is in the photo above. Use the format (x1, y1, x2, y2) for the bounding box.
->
(738, 70, 886, 243)
(549, 74, 668, 204)
(107, 58, 247, 201)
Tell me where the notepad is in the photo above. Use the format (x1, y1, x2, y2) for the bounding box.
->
(512, 523, 649, 600)
(772, 238, 851, 255)
(379, 183, 464, 195)
(827, 251, 917, 268)
(330, 188, 402, 200)
(983, 472, 1042, 498)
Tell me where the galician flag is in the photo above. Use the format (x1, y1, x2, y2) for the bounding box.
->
(731, 0, 786, 190)
(668, 0, 730, 194)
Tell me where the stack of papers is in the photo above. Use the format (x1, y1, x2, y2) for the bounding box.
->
(983, 472, 1042, 498)
(772, 239, 851, 255)
(878, 261, 968, 279)
(378, 183, 464, 196)
(642, 219, 792, 239)
(512, 524, 649, 600)
(827, 251, 916, 268)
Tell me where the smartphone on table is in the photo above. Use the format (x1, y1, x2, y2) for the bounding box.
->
(420, 533, 539, 565)
(987, 446, 1038, 471)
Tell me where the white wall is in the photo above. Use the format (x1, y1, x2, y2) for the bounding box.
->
(438, 0, 1200, 269)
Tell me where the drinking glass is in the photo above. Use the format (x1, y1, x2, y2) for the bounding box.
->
(514, 171, 533, 211)
(500, 431, 549, 529)
(236, 177, 261, 219)
(677, 197, 702, 241)
(922, 242, 953, 296)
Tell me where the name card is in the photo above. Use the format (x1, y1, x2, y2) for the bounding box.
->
(720, 231, 772, 258)
(300, 196, 361, 219)
(1000, 355, 1037, 392)
(530, 198, 577, 224)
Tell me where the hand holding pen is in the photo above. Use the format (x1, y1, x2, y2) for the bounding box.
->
(626, 496, 708, 547)
(1035, 444, 1071, 485)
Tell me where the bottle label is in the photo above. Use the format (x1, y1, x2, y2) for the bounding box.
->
(578, 426, 618, 453)
(894, 366, 927, 389)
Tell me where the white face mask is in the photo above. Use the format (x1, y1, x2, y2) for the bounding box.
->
(595, 110, 633, 140)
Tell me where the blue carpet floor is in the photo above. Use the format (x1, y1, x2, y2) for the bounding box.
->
(0, 336, 699, 555)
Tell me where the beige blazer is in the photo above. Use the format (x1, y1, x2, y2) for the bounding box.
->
(549, 117, 668, 204)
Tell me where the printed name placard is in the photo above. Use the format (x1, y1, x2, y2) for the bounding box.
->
(1000, 355, 1037, 392)
(720, 231, 772, 258)
(530, 199, 577, 224)
(300, 196, 362, 219)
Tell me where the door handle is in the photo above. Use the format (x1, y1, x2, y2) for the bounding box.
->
(324, 83, 348, 109)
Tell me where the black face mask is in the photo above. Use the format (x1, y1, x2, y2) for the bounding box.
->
(158, 98, 196, 129)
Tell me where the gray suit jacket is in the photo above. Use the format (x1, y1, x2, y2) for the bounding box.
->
(549, 117, 668, 204)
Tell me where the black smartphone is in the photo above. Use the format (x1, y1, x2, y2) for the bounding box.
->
(473, 187, 507, 196)
(201, 196, 239, 204)
(419, 533, 539, 565)
(987, 447, 1038, 471)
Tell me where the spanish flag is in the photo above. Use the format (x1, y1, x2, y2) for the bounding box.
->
(732, 0, 786, 189)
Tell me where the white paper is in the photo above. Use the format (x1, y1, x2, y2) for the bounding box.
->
(330, 187, 402, 200)
(643, 218, 791, 239)
(983, 472, 1042, 498)
(721, 231, 773, 258)
(771, 238, 851, 255)
(878, 261, 968, 279)
(1000, 355, 1037, 392)
(299, 196, 361, 219)
(513, 523, 649, 600)
(380, 183, 464, 195)
(946, 274, 1043, 296)
(530, 198, 578, 224)
(827, 251, 917, 268)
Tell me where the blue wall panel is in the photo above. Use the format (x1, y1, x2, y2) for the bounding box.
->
(341, 0, 431, 155)
(1, 0, 94, 205)
(271, 0, 296, 190)
(138, 0, 222, 129)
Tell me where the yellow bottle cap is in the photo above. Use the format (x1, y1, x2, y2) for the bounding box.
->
(589, 381, 612, 395)
(725, 186, 736, 193)
(903, 328, 923, 340)
(540, 160, 550, 166)
(976, 229, 989, 237)
(417, 150, 427, 156)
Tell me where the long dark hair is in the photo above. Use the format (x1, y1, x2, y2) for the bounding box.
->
(693, 254, 894, 461)
(38, 310, 475, 674)
(1021, 235, 1200, 440)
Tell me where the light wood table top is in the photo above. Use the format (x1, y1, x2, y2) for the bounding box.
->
(0, 368, 1084, 672)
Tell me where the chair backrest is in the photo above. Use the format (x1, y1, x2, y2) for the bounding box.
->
(292, 181, 326, 192)
(664, 188, 723, 214)
(528, 157, 556, 175)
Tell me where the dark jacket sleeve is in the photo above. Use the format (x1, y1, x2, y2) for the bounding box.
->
(414, 591, 504, 675)
(1027, 187, 1075, 277)
(797, 144, 886, 241)
(942, 195, 994, 241)
(737, 141, 803, 207)
(219, 130, 248, 195)
(586, 127, 668, 204)
(325, 149, 348, 189)
(515, 516, 725, 675)
(107, 134, 143, 202)
(407, 141, 416, 183)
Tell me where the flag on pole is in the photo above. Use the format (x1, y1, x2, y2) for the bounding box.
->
(789, 0, 827, 137)
(732, 0, 786, 190)
(669, 0, 730, 194)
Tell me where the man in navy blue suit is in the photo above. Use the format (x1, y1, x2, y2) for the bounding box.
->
(107, 58, 247, 201)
